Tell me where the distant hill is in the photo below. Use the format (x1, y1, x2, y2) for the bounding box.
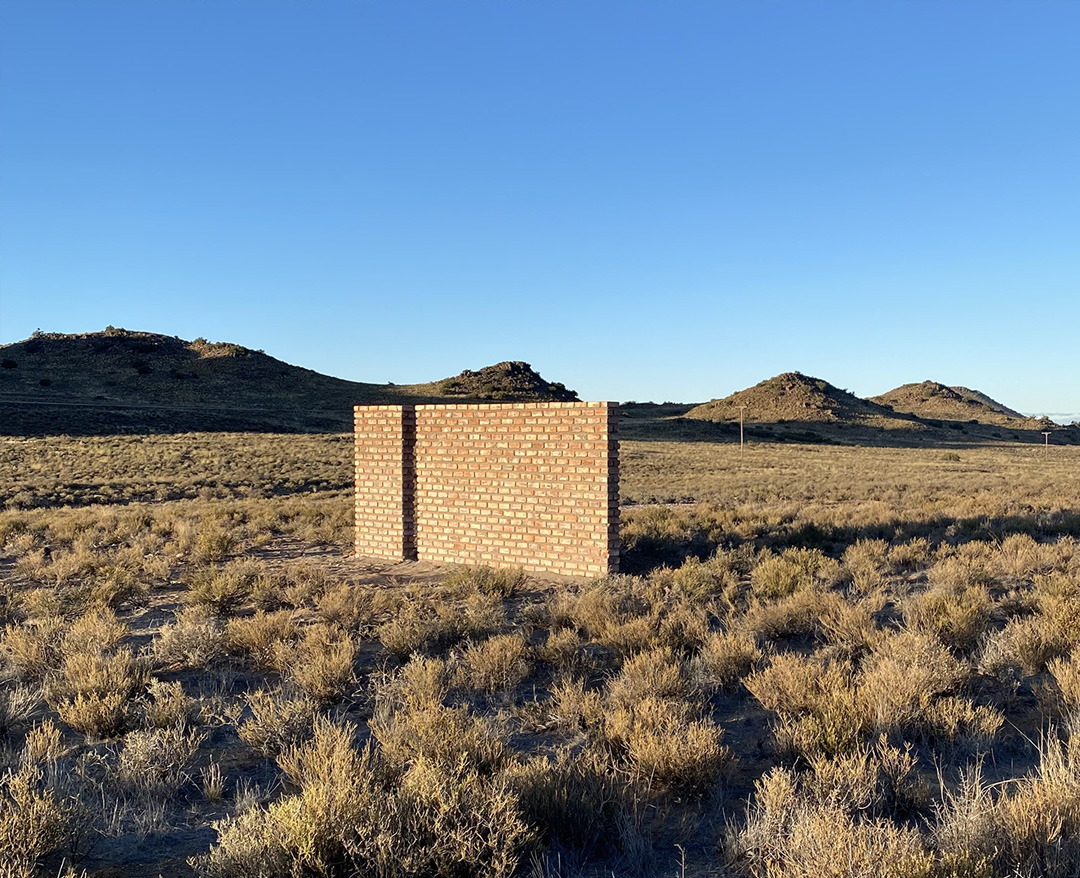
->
(0, 328, 577, 435)
(870, 381, 1049, 429)
(670, 372, 1077, 447)
(685, 372, 914, 428)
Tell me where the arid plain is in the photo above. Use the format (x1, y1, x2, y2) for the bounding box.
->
(2, 332, 1079, 878)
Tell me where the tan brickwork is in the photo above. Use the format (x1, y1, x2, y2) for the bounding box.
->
(353, 405, 415, 560)
(354, 402, 619, 577)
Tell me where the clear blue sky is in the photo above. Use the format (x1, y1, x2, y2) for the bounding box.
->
(1, 1, 1077, 413)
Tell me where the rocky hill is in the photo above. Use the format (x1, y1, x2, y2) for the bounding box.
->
(667, 372, 1077, 447)
(0, 329, 577, 435)
(685, 372, 914, 428)
(870, 381, 1050, 429)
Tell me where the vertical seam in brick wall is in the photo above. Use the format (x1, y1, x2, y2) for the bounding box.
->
(401, 405, 418, 561)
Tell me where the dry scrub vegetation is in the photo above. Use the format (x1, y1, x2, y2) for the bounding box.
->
(1, 433, 1079, 877)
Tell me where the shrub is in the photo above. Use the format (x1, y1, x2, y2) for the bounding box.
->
(237, 690, 317, 758)
(50, 647, 145, 738)
(444, 565, 526, 597)
(692, 629, 761, 692)
(888, 537, 932, 573)
(1, 616, 66, 683)
(742, 589, 829, 641)
(184, 560, 260, 614)
(63, 608, 127, 654)
(747, 654, 865, 760)
(979, 598, 1080, 678)
(843, 539, 890, 592)
(729, 766, 939, 878)
(113, 723, 203, 799)
(934, 734, 1080, 877)
(547, 676, 603, 732)
(1048, 652, 1080, 713)
(226, 610, 298, 670)
(607, 646, 692, 710)
(0, 763, 73, 877)
(371, 657, 507, 773)
(141, 679, 194, 730)
(278, 625, 357, 703)
(903, 585, 992, 654)
(457, 635, 530, 695)
(315, 583, 374, 631)
(535, 626, 583, 672)
(153, 606, 226, 669)
(195, 720, 533, 878)
(193, 523, 236, 563)
(858, 631, 968, 736)
(504, 747, 623, 852)
(602, 696, 729, 793)
(750, 548, 842, 600)
(0, 685, 41, 737)
(818, 591, 884, 658)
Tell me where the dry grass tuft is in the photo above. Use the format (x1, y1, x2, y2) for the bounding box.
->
(0, 762, 74, 877)
(196, 719, 533, 878)
(184, 560, 261, 614)
(456, 634, 530, 695)
(237, 689, 317, 757)
(153, 606, 226, 670)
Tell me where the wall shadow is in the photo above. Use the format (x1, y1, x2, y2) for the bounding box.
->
(620, 506, 1080, 575)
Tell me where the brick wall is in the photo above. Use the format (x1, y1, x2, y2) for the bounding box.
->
(352, 405, 415, 560)
(354, 401, 619, 577)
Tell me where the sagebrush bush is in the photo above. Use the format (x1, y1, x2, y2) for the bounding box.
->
(153, 606, 226, 669)
(843, 539, 890, 592)
(141, 678, 194, 730)
(184, 560, 261, 614)
(1048, 652, 1080, 713)
(226, 609, 298, 670)
(0, 684, 40, 737)
(444, 565, 526, 598)
(1, 616, 66, 683)
(0, 763, 73, 877)
(692, 629, 761, 692)
(371, 657, 507, 773)
(750, 548, 842, 600)
(730, 766, 941, 878)
(903, 584, 992, 653)
(934, 733, 1080, 877)
(277, 624, 357, 703)
(196, 720, 533, 878)
(741, 588, 829, 641)
(113, 722, 203, 799)
(505, 747, 624, 853)
(607, 646, 692, 709)
(858, 631, 969, 737)
(602, 695, 729, 793)
(49, 647, 145, 738)
(747, 654, 865, 760)
(237, 689, 317, 757)
(315, 583, 374, 631)
(457, 634, 530, 695)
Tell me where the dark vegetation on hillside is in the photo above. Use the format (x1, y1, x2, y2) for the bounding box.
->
(438, 361, 577, 402)
(2, 332, 1075, 446)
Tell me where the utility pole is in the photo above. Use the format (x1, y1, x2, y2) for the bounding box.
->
(1042, 431, 1051, 456)
(739, 405, 747, 452)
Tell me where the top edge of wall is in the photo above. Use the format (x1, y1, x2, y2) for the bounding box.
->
(354, 401, 618, 412)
